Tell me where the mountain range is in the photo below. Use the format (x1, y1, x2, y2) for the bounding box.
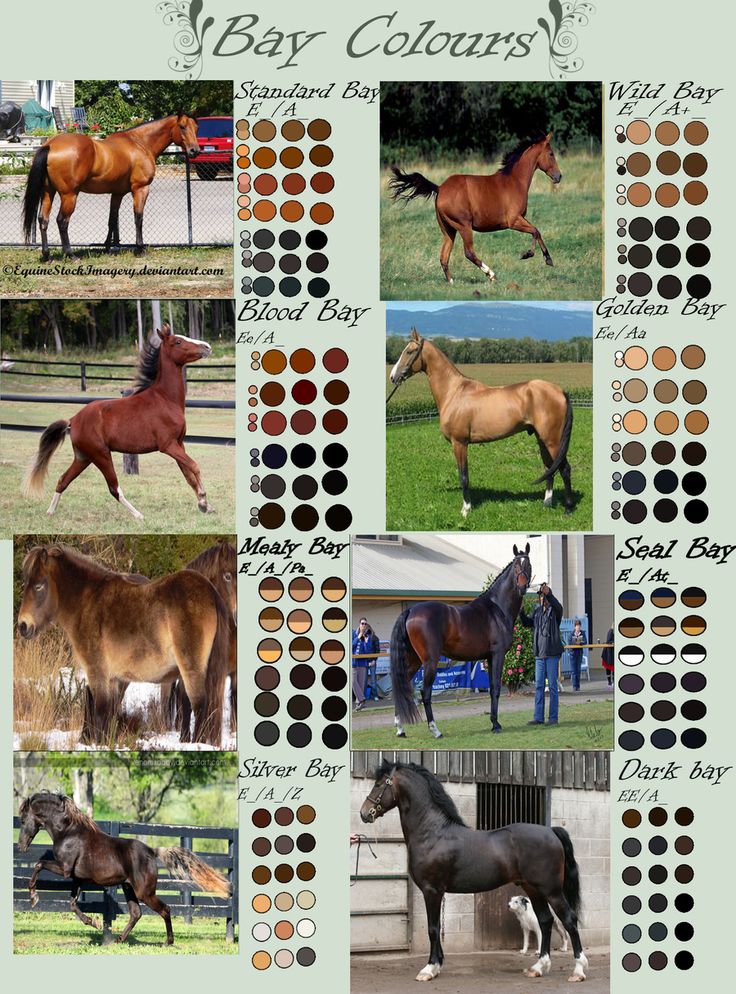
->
(385, 303, 592, 340)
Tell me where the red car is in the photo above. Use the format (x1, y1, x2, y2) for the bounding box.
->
(193, 115, 233, 179)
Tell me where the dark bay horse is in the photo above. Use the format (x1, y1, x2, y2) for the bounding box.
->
(22, 322, 215, 520)
(16, 545, 231, 746)
(18, 793, 230, 945)
(390, 543, 531, 738)
(390, 329, 573, 516)
(360, 761, 588, 983)
(23, 113, 200, 260)
(389, 133, 561, 284)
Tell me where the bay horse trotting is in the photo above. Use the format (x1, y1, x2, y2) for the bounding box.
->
(18, 793, 230, 945)
(17, 544, 232, 746)
(361, 761, 588, 983)
(390, 543, 531, 738)
(389, 133, 561, 284)
(390, 329, 574, 516)
(22, 112, 200, 260)
(22, 322, 215, 520)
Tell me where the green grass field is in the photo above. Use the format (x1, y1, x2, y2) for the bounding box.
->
(351, 700, 613, 751)
(1, 357, 235, 535)
(386, 398, 592, 531)
(0, 246, 233, 298)
(380, 153, 602, 300)
(14, 911, 237, 954)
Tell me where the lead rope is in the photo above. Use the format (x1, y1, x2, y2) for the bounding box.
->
(350, 833, 378, 886)
(385, 379, 403, 405)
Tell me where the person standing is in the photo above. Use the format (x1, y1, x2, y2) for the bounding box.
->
(569, 618, 585, 692)
(602, 627, 614, 688)
(352, 619, 379, 711)
(520, 583, 564, 725)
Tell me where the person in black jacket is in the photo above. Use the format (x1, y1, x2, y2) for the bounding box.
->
(352, 619, 379, 711)
(519, 583, 564, 725)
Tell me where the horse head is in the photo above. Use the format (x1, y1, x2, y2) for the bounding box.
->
(17, 793, 66, 850)
(219, 543, 237, 620)
(172, 112, 200, 159)
(538, 133, 562, 184)
(389, 327, 426, 385)
(511, 542, 532, 594)
(360, 764, 398, 823)
(153, 322, 212, 366)
(17, 546, 64, 639)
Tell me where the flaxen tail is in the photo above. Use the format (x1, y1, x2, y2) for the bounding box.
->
(23, 144, 50, 242)
(390, 609, 420, 725)
(156, 846, 230, 897)
(22, 419, 70, 497)
(388, 166, 439, 205)
(201, 589, 232, 746)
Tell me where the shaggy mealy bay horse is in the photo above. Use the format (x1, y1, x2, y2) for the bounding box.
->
(389, 329, 574, 516)
(389, 133, 561, 284)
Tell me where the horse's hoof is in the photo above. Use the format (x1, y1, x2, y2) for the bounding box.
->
(568, 975, 585, 983)
(491, 725, 502, 734)
(30, 893, 39, 909)
(91, 918, 102, 930)
(520, 250, 534, 260)
(546, 257, 555, 267)
(543, 500, 553, 509)
(166, 938, 174, 946)
(524, 969, 543, 978)
(40, 253, 50, 264)
(564, 506, 573, 516)
(396, 731, 406, 738)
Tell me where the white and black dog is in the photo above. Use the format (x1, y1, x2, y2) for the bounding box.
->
(508, 895, 569, 954)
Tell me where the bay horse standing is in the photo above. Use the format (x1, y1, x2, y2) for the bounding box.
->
(22, 322, 215, 521)
(389, 133, 561, 284)
(22, 113, 200, 260)
(360, 761, 588, 983)
(18, 793, 230, 945)
(16, 545, 231, 746)
(390, 543, 531, 739)
(390, 329, 573, 516)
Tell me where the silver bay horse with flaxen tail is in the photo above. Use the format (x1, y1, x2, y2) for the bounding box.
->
(17, 545, 232, 746)
(388, 133, 561, 284)
(390, 329, 574, 516)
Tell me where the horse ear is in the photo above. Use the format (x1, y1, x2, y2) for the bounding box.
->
(160, 321, 172, 337)
(410, 327, 419, 341)
(513, 544, 519, 556)
(525, 542, 530, 554)
(545, 132, 552, 142)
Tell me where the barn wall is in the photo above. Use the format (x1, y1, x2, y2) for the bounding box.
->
(350, 776, 610, 956)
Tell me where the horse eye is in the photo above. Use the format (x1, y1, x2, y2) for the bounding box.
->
(34, 583, 44, 591)
(223, 572, 232, 582)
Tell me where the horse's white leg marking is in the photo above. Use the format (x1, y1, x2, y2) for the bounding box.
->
(544, 482, 554, 505)
(428, 720, 442, 739)
(394, 716, 406, 738)
(568, 953, 588, 982)
(416, 963, 441, 981)
(525, 953, 551, 978)
(46, 492, 61, 516)
(117, 487, 144, 521)
(461, 499, 472, 518)
(480, 262, 496, 282)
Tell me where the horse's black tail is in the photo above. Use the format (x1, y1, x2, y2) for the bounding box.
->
(552, 826, 582, 921)
(201, 590, 232, 746)
(533, 392, 573, 484)
(156, 846, 231, 897)
(21, 419, 70, 497)
(23, 143, 50, 242)
(388, 166, 439, 205)
(390, 609, 420, 725)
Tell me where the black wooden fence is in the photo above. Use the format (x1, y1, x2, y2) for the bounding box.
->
(351, 750, 609, 790)
(13, 818, 238, 944)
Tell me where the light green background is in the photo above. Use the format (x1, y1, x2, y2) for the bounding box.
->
(1, 0, 735, 990)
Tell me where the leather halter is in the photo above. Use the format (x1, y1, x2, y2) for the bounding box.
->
(364, 775, 395, 820)
(512, 553, 531, 592)
(386, 337, 425, 406)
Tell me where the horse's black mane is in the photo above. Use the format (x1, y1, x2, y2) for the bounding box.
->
(482, 558, 515, 598)
(499, 134, 548, 175)
(186, 542, 236, 576)
(374, 760, 466, 826)
(132, 339, 160, 392)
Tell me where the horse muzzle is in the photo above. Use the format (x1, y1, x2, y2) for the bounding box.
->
(199, 343, 212, 358)
(360, 808, 376, 824)
(17, 619, 36, 640)
(551, 171, 562, 184)
(187, 146, 200, 159)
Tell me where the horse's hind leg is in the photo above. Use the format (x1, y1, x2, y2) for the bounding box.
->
(420, 659, 442, 739)
(90, 447, 144, 520)
(560, 460, 574, 515)
(131, 184, 150, 255)
(452, 439, 472, 518)
(511, 215, 554, 267)
(523, 890, 554, 978)
(141, 890, 173, 945)
(535, 437, 555, 508)
(70, 881, 101, 930)
(38, 186, 55, 262)
(488, 652, 503, 733)
(104, 193, 124, 251)
(435, 208, 457, 284)
(48, 452, 91, 515)
(416, 888, 445, 981)
(545, 892, 587, 982)
(57, 191, 78, 257)
(458, 224, 496, 282)
(115, 883, 142, 943)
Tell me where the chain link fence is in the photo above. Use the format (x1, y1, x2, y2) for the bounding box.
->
(0, 148, 232, 248)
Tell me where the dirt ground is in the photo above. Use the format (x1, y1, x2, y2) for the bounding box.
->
(351, 949, 610, 994)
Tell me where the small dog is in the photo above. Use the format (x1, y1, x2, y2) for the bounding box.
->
(508, 895, 569, 954)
